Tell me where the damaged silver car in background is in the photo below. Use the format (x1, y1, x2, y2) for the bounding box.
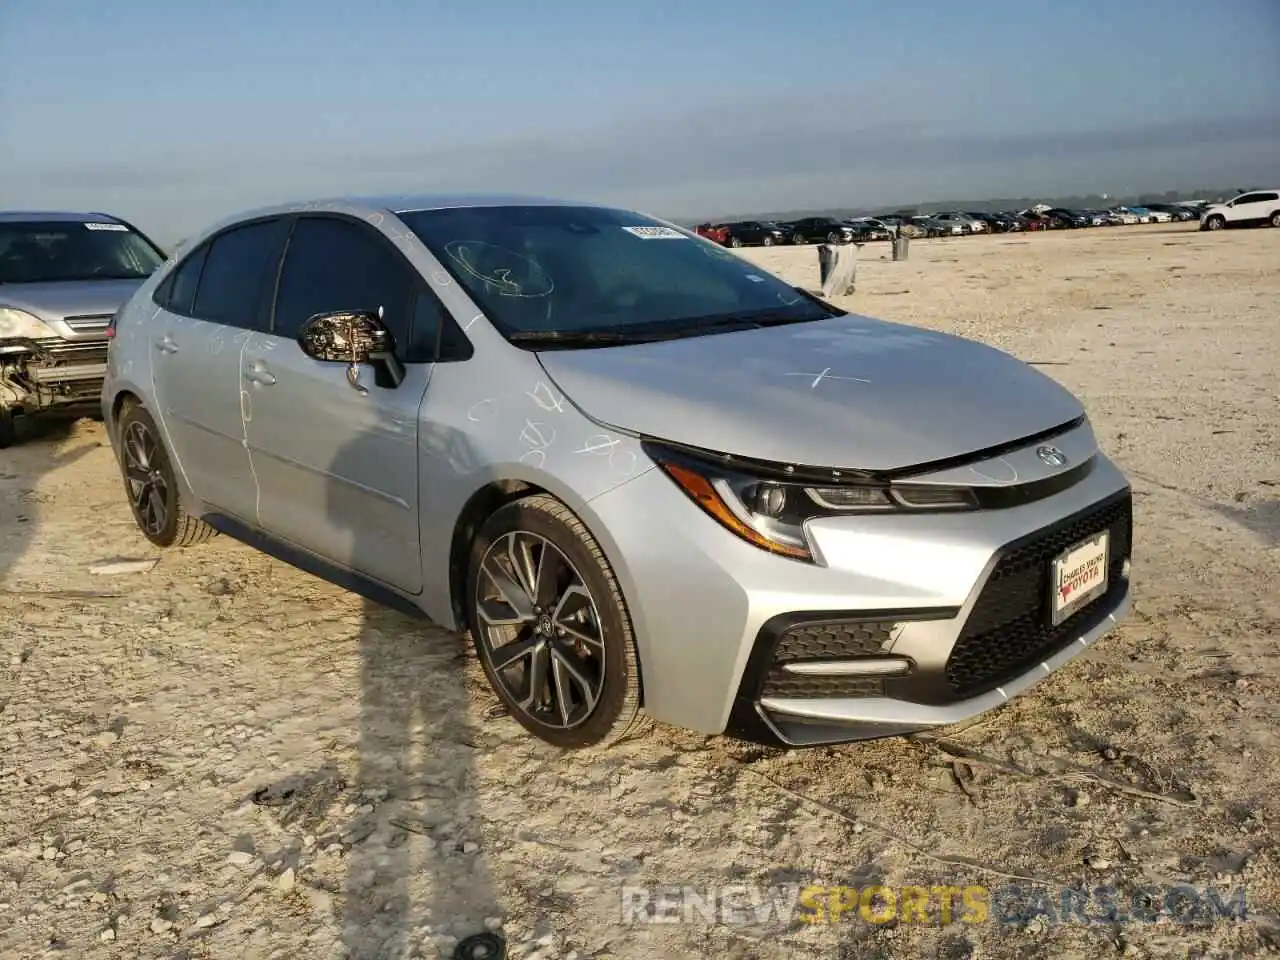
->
(0, 211, 166, 447)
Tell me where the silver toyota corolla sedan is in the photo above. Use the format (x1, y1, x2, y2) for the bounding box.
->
(101, 194, 1133, 749)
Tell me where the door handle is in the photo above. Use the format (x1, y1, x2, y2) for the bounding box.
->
(154, 334, 178, 354)
(244, 359, 277, 386)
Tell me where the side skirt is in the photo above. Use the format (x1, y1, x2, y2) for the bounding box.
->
(202, 512, 430, 622)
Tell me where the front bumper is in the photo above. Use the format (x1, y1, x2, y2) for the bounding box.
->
(1, 337, 109, 410)
(588, 437, 1133, 746)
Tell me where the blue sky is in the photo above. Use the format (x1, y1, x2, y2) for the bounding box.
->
(2, 0, 1277, 243)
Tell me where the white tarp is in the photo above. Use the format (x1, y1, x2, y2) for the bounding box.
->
(819, 242, 857, 298)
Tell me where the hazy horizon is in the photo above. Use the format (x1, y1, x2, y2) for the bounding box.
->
(3, 0, 1277, 245)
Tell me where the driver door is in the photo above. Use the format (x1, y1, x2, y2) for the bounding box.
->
(240, 215, 435, 594)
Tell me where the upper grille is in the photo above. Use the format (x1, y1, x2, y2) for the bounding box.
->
(944, 491, 1132, 699)
(761, 620, 896, 699)
(64, 313, 113, 332)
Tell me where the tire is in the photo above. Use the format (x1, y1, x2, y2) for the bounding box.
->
(1270, 210, 1280, 228)
(762, 235, 773, 246)
(115, 401, 218, 548)
(826, 231, 841, 243)
(1206, 215, 1226, 231)
(730, 237, 743, 248)
(792, 233, 806, 245)
(0, 402, 15, 449)
(466, 494, 642, 749)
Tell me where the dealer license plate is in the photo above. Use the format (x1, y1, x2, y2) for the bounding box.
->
(1049, 531, 1110, 626)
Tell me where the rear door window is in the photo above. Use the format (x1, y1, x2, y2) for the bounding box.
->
(191, 219, 291, 329)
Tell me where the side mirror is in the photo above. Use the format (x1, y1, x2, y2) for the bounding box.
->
(297, 309, 405, 393)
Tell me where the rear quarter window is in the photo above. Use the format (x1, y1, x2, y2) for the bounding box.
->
(153, 244, 209, 316)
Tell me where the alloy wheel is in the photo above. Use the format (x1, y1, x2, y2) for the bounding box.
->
(474, 531, 606, 730)
(122, 420, 169, 537)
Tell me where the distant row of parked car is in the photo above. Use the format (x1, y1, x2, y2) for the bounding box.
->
(693, 199, 1237, 247)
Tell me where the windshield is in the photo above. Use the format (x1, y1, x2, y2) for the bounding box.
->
(0, 220, 165, 284)
(399, 204, 834, 344)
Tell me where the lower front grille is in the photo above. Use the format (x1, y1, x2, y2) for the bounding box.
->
(944, 490, 1133, 699)
(760, 619, 896, 699)
(33, 338, 109, 365)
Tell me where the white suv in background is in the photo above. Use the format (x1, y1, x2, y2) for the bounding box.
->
(1199, 190, 1280, 231)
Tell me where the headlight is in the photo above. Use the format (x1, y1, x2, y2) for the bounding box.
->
(0, 308, 56, 340)
(643, 441, 977, 563)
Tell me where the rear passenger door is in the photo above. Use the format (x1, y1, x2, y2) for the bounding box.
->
(241, 214, 440, 594)
(149, 218, 290, 521)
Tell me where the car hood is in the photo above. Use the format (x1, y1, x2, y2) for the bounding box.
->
(536, 314, 1085, 473)
(0, 278, 146, 324)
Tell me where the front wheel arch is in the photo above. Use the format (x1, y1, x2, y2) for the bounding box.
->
(448, 481, 647, 709)
(462, 490, 647, 746)
(448, 478, 541, 629)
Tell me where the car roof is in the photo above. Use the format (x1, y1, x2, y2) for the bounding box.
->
(0, 210, 126, 224)
(182, 192, 629, 247)
(229, 192, 600, 221)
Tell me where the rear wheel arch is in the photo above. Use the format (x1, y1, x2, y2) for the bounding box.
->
(105, 390, 145, 448)
(110, 389, 142, 426)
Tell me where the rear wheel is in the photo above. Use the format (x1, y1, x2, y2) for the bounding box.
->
(792, 233, 807, 245)
(467, 494, 642, 749)
(1270, 210, 1280, 228)
(116, 402, 218, 548)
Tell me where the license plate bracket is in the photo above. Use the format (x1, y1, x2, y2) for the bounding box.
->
(1049, 530, 1110, 627)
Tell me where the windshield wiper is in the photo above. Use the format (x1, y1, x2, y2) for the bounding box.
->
(670, 309, 828, 334)
(507, 329, 660, 348)
(508, 306, 834, 350)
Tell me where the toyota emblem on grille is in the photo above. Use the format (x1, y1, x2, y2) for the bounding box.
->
(1036, 445, 1068, 467)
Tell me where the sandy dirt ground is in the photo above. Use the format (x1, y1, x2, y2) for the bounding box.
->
(1, 222, 1277, 960)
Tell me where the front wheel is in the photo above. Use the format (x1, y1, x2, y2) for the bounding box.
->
(115, 402, 218, 548)
(730, 237, 743, 248)
(1205, 215, 1226, 231)
(466, 494, 642, 749)
(1270, 210, 1280, 228)
(762, 235, 774, 246)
